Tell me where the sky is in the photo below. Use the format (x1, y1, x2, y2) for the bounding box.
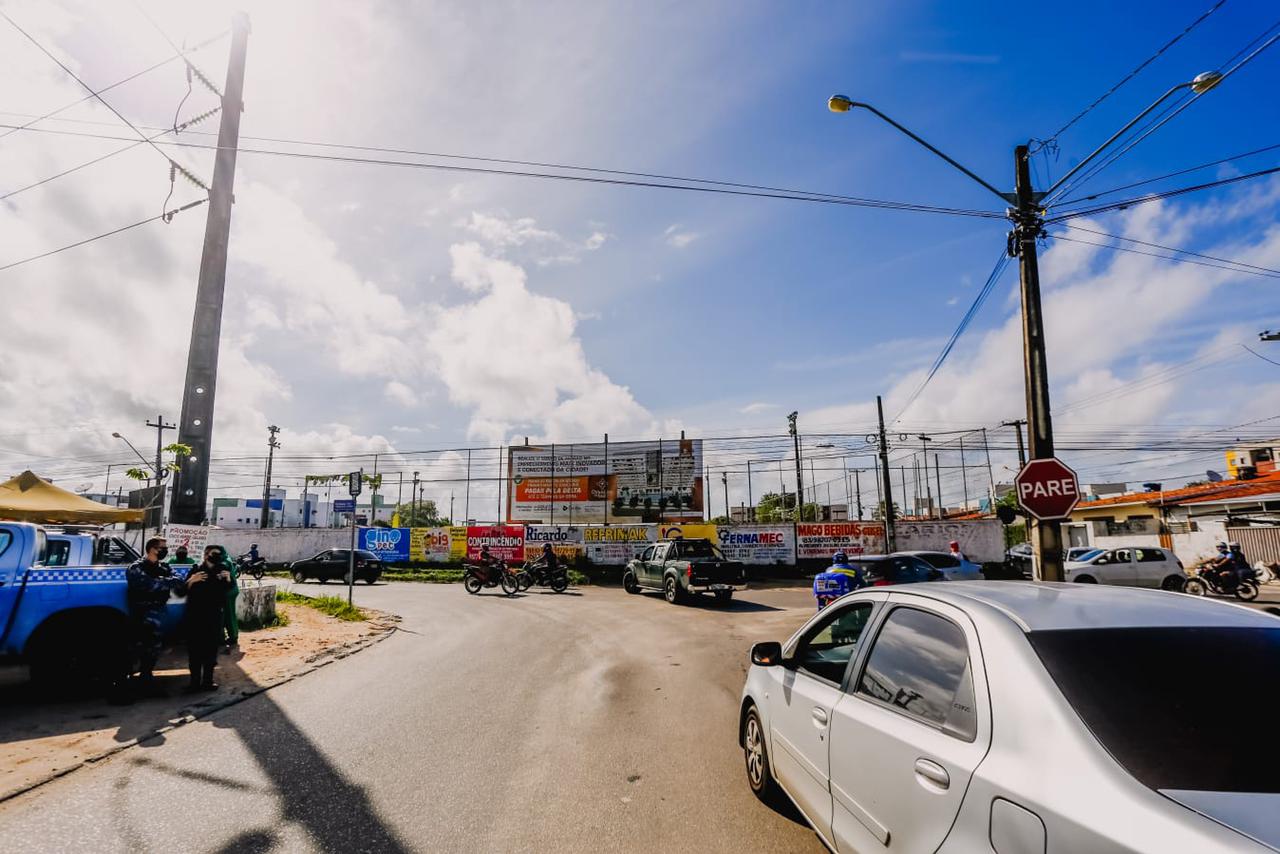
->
(1, 0, 1278, 518)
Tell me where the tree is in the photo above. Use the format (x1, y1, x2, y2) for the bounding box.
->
(395, 499, 446, 527)
(709, 515, 732, 525)
(124, 442, 192, 484)
(753, 492, 820, 523)
(871, 500, 901, 521)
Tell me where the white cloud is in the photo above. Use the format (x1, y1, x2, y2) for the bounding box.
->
(424, 242, 656, 443)
(739, 402, 778, 415)
(946, 297, 959, 306)
(664, 224, 699, 248)
(384, 381, 418, 407)
(464, 212, 560, 247)
(584, 231, 609, 250)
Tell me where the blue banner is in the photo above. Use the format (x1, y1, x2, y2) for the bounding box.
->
(358, 527, 410, 562)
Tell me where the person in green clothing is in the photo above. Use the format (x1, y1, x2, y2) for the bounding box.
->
(165, 544, 198, 571)
(217, 543, 240, 651)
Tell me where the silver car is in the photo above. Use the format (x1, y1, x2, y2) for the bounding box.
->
(739, 582, 1279, 852)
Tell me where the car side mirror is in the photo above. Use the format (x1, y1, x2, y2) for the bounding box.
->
(751, 641, 783, 667)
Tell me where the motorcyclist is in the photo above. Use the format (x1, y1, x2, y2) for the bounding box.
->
(248, 543, 261, 564)
(477, 544, 505, 581)
(812, 551, 864, 610)
(1208, 542, 1237, 591)
(529, 542, 559, 577)
(1228, 542, 1252, 586)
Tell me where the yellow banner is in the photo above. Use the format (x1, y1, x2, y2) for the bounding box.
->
(658, 523, 718, 541)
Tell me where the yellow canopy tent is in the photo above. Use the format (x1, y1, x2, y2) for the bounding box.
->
(0, 470, 143, 525)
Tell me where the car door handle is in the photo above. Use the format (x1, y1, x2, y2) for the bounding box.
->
(914, 758, 949, 790)
(812, 707, 829, 726)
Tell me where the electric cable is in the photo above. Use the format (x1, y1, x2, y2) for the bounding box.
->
(1047, 164, 1280, 222)
(1047, 232, 1280, 279)
(1057, 224, 1280, 277)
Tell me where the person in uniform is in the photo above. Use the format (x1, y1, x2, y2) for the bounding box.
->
(125, 537, 186, 696)
(184, 544, 233, 691)
(812, 551, 865, 610)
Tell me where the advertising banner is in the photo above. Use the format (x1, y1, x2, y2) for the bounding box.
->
(163, 524, 210, 555)
(716, 525, 794, 564)
(896, 520, 1004, 563)
(525, 525, 585, 561)
(582, 525, 656, 564)
(796, 522, 886, 560)
(359, 527, 411, 562)
(410, 527, 454, 563)
(658, 523, 718, 541)
(508, 438, 703, 524)
(448, 527, 468, 560)
(466, 525, 525, 562)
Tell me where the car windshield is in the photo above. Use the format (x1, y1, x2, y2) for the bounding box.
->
(355, 550, 380, 561)
(847, 559, 886, 575)
(674, 540, 722, 559)
(915, 553, 958, 569)
(1071, 549, 1103, 562)
(1029, 627, 1280, 793)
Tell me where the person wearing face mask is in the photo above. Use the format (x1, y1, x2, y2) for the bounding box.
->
(125, 537, 187, 696)
(183, 545, 232, 692)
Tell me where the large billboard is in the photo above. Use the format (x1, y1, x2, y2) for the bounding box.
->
(508, 439, 703, 524)
(796, 522, 886, 560)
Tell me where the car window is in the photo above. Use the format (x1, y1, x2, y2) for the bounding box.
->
(1114, 549, 1131, 563)
(639, 546, 654, 562)
(0, 530, 11, 559)
(674, 540, 721, 559)
(356, 550, 379, 561)
(1135, 548, 1166, 563)
(793, 601, 875, 684)
(857, 607, 977, 740)
(1029, 627, 1280, 793)
(43, 539, 70, 567)
(918, 553, 958, 569)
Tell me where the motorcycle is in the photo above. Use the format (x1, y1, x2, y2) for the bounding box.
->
(237, 553, 267, 582)
(1184, 562, 1259, 601)
(463, 560, 518, 596)
(519, 559, 569, 593)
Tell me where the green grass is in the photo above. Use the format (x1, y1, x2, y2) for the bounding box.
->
(381, 568, 465, 583)
(276, 590, 366, 621)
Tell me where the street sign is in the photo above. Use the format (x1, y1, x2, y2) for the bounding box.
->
(1015, 458, 1080, 521)
(333, 499, 355, 513)
(348, 470, 363, 497)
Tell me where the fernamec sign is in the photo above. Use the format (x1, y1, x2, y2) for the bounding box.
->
(1014, 458, 1081, 521)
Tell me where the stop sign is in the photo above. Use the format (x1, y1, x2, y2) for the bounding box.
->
(1015, 458, 1080, 521)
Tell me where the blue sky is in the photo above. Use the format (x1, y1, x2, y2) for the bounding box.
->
(1, 0, 1278, 511)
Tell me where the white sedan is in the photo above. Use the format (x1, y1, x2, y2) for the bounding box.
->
(739, 582, 1279, 852)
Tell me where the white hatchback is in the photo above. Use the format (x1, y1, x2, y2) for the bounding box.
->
(1064, 545, 1185, 590)
(739, 583, 1280, 853)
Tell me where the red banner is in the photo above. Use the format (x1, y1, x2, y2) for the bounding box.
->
(465, 525, 525, 562)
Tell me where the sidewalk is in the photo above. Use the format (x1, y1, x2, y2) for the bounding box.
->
(0, 602, 397, 802)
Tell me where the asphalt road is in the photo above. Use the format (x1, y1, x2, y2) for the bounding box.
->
(0, 581, 826, 853)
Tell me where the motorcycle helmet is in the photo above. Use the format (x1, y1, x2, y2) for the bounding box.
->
(1228, 541, 1241, 550)
(832, 551, 848, 564)
(1216, 542, 1228, 552)
(542, 542, 553, 554)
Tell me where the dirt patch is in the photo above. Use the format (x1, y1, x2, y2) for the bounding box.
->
(0, 603, 397, 802)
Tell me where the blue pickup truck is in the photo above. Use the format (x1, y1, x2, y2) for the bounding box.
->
(0, 521, 184, 684)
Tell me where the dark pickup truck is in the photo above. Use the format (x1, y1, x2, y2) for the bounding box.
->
(623, 538, 747, 605)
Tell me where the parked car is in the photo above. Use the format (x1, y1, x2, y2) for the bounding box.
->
(289, 549, 383, 584)
(622, 538, 746, 604)
(1066, 546, 1103, 563)
(837, 554, 946, 588)
(739, 582, 1280, 853)
(1065, 546, 1185, 590)
(901, 550, 984, 581)
(1007, 542, 1034, 576)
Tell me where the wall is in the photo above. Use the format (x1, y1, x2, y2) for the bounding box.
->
(896, 520, 1004, 563)
(215, 528, 351, 563)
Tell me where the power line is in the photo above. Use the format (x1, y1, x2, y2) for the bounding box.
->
(1034, 0, 1228, 150)
(0, 9, 209, 191)
(0, 30, 225, 143)
(1047, 141, 1280, 210)
(0, 198, 207, 274)
(892, 250, 1014, 424)
(1242, 343, 1280, 367)
(0, 123, 1008, 219)
(1052, 226, 1280, 278)
(1048, 163, 1280, 222)
(1049, 233, 1280, 279)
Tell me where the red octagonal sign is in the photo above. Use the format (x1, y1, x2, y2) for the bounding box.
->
(1015, 458, 1081, 521)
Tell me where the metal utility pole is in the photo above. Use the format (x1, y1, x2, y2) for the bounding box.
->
(1002, 419, 1028, 468)
(722, 471, 729, 522)
(370, 454, 379, 525)
(934, 453, 944, 519)
(917, 435, 933, 516)
(875, 396, 897, 551)
(982, 427, 996, 503)
(412, 471, 420, 523)
(958, 436, 970, 509)
(449, 491, 455, 525)
(145, 415, 175, 529)
(746, 460, 754, 522)
(788, 412, 804, 521)
(259, 425, 280, 529)
(854, 469, 863, 519)
(169, 14, 251, 525)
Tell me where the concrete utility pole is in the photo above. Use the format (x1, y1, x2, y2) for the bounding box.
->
(875, 396, 897, 551)
(746, 460, 754, 522)
(854, 468, 863, 519)
(934, 453, 944, 520)
(170, 13, 251, 525)
(958, 436, 970, 509)
(145, 415, 175, 529)
(722, 471, 729, 522)
(917, 435, 933, 516)
(1002, 419, 1028, 468)
(464, 449, 471, 524)
(412, 471, 420, 523)
(259, 425, 280, 529)
(788, 412, 803, 521)
(981, 427, 996, 503)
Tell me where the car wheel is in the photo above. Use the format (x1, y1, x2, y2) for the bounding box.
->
(623, 571, 640, 594)
(1160, 575, 1185, 592)
(743, 706, 778, 802)
(364, 576, 377, 585)
(664, 575, 683, 605)
(1074, 575, 1097, 584)
(317, 577, 328, 585)
(714, 590, 733, 605)
(292, 570, 306, 584)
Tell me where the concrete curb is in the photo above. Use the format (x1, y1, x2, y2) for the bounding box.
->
(0, 612, 401, 805)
